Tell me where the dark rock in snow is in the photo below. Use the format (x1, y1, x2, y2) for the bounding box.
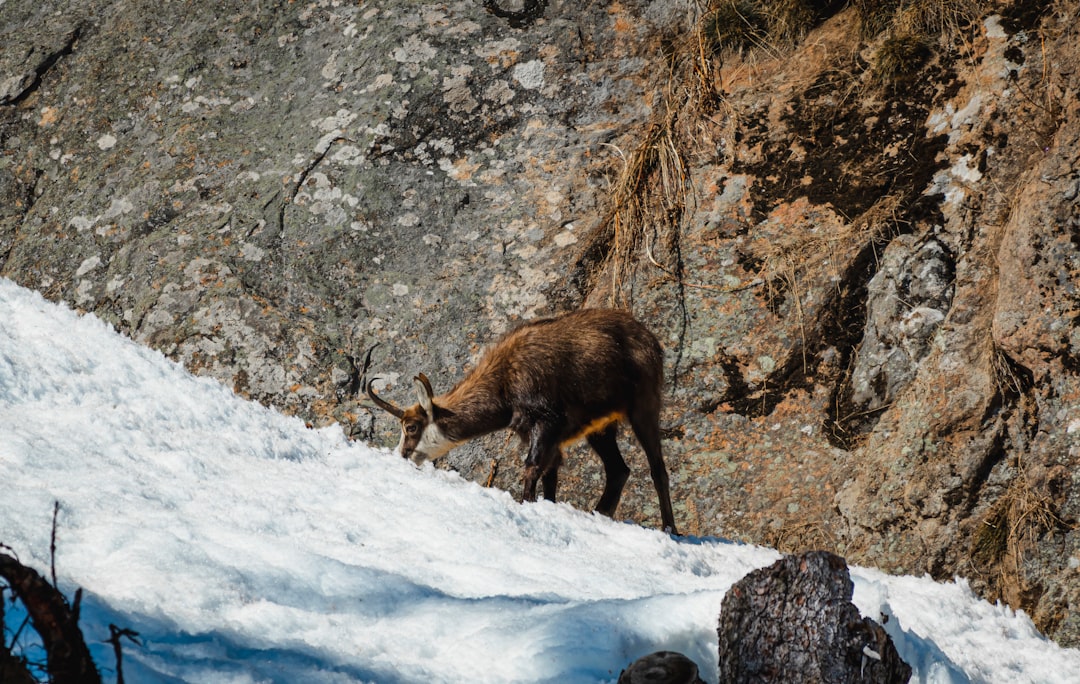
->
(618, 651, 705, 684)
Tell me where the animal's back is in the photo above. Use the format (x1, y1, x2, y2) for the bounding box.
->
(457, 309, 662, 426)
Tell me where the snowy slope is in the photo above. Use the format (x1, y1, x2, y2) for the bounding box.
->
(1, 278, 1077, 683)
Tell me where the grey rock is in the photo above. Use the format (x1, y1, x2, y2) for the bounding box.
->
(717, 551, 911, 684)
(846, 235, 954, 428)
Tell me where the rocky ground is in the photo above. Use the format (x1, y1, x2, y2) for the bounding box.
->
(3, 0, 1078, 646)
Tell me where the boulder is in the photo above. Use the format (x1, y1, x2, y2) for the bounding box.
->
(717, 551, 910, 684)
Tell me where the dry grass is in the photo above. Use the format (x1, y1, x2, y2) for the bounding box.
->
(598, 8, 724, 305)
(598, 0, 807, 303)
(971, 463, 1072, 605)
(849, 0, 902, 37)
(701, 0, 770, 57)
(767, 517, 837, 554)
(973, 474, 1066, 565)
(605, 106, 692, 305)
(852, 0, 989, 39)
(761, 0, 821, 46)
(991, 346, 1028, 398)
(871, 32, 933, 85)
(700, 0, 833, 58)
(892, 0, 988, 38)
(860, 0, 993, 87)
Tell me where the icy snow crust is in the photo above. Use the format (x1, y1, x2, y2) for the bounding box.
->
(1, 278, 1078, 683)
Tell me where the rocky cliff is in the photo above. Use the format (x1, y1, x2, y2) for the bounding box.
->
(3, 0, 1078, 646)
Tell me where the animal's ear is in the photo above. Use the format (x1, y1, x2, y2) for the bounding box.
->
(414, 373, 435, 416)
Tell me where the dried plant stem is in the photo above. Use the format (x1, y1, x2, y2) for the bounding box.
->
(484, 458, 500, 488)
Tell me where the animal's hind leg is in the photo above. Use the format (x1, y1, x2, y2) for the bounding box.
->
(586, 425, 630, 517)
(541, 449, 563, 502)
(630, 407, 678, 534)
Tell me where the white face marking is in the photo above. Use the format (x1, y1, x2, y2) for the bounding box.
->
(399, 422, 457, 463)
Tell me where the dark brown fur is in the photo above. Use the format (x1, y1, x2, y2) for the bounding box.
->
(367, 308, 677, 533)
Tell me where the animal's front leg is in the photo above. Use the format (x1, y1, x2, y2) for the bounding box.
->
(522, 463, 541, 502)
(522, 423, 558, 503)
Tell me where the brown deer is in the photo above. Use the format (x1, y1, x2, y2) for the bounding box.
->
(365, 308, 678, 533)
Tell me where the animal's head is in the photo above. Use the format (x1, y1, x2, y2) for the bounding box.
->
(366, 373, 456, 462)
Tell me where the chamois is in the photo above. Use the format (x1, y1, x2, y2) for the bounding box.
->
(365, 308, 678, 533)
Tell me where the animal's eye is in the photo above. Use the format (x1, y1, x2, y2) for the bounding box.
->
(405, 424, 419, 435)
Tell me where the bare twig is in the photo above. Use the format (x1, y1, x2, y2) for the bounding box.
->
(107, 624, 141, 684)
(50, 501, 59, 590)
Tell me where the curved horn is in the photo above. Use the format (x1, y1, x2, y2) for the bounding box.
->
(366, 377, 405, 419)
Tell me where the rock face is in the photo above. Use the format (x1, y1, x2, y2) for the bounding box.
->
(717, 552, 911, 684)
(3, 0, 1080, 647)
